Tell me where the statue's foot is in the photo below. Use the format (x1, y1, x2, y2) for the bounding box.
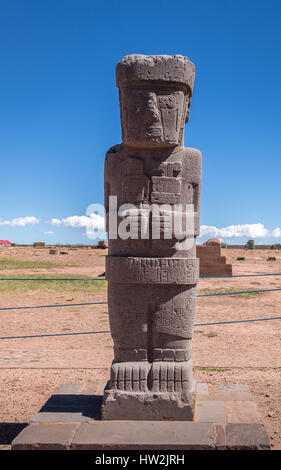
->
(149, 360, 193, 393)
(109, 360, 194, 394)
(110, 361, 150, 392)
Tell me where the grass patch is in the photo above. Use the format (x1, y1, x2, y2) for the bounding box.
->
(194, 366, 230, 372)
(0, 273, 108, 294)
(204, 332, 217, 338)
(0, 257, 74, 270)
(199, 287, 264, 299)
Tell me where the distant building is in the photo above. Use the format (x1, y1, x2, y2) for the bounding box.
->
(0, 240, 12, 246)
(33, 242, 46, 248)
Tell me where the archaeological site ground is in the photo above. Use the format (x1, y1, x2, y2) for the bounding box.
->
(0, 246, 280, 449)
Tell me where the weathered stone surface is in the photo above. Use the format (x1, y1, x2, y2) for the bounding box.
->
(11, 383, 270, 450)
(106, 257, 199, 284)
(103, 54, 201, 420)
(225, 424, 270, 450)
(197, 400, 226, 423)
(215, 424, 226, 450)
(31, 410, 96, 423)
(196, 382, 209, 399)
(102, 387, 195, 421)
(210, 384, 252, 401)
(71, 421, 215, 450)
(225, 401, 261, 423)
(116, 54, 195, 94)
(11, 423, 78, 450)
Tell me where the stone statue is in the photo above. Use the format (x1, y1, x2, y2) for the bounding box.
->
(102, 54, 202, 420)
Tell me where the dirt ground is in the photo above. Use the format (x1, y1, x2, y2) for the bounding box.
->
(0, 246, 280, 450)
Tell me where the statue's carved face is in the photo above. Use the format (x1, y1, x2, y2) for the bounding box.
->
(119, 84, 190, 148)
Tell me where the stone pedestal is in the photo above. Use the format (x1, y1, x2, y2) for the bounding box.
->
(11, 382, 270, 450)
(102, 379, 196, 421)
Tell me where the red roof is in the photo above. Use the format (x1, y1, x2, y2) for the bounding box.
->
(0, 240, 12, 245)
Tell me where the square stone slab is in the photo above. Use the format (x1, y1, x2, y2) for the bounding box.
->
(210, 384, 252, 401)
(226, 424, 270, 450)
(225, 401, 261, 424)
(196, 400, 226, 423)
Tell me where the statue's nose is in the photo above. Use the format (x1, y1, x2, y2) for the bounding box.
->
(145, 93, 161, 123)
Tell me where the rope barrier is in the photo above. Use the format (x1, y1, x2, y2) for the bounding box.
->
(1, 287, 281, 311)
(194, 316, 281, 326)
(201, 273, 281, 278)
(0, 278, 106, 281)
(198, 287, 281, 297)
(0, 271, 280, 340)
(0, 301, 108, 311)
(0, 315, 280, 340)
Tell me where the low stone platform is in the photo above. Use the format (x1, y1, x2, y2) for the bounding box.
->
(11, 383, 270, 450)
(196, 241, 233, 277)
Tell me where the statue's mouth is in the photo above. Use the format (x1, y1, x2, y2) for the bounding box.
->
(146, 127, 162, 137)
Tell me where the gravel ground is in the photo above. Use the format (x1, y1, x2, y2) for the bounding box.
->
(0, 247, 280, 450)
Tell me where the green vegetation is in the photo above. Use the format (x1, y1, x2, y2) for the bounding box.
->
(194, 366, 230, 372)
(0, 274, 108, 293)
(0, 257, 74, 270)
(205, 332, 217, 338)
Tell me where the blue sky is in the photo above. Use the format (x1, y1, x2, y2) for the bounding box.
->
(0, 0, 281, 245)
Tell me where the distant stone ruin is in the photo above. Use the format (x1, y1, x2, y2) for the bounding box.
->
(196, 238, 232, 276)
(245, 240, 255, 250)
(33, 242, 45, 248)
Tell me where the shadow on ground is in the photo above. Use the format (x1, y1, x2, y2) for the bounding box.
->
(0, 423, 28, 445)
(37, 394, 103, 420)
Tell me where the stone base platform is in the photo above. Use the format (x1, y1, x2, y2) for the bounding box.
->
(11, 382, 270, 450)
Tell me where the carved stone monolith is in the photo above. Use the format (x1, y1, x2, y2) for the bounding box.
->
(102, 54, 202, 420)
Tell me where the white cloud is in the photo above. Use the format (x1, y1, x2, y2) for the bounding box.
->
(199, 223, 279, 239)
(0, 216, 39, 227)
(51, 214, 105, 231)
(44, 231, 54, 235)
(49, 214, 281, 242)
(272, 227, 281, 238)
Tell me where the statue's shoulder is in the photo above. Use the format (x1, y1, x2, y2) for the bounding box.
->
(105, 144, 126, 180)
(180, 147, 202, 183)
(182, 147, 202, 160)
(105, 144, 125, 161)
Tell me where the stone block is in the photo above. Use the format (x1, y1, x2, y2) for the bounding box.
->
(11, 423, 79, 450)
(196, 241, 232, 276)
(225, 401, 261, 423)
(71, 421, 215, 450)
(225, 424, 270, 450)
(210, 384, 252, 401)
(196, 382, 209, 399)
(31, 410, 96, 423)
(102, 389, 195, 421)
(197, 400, 226, 423)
